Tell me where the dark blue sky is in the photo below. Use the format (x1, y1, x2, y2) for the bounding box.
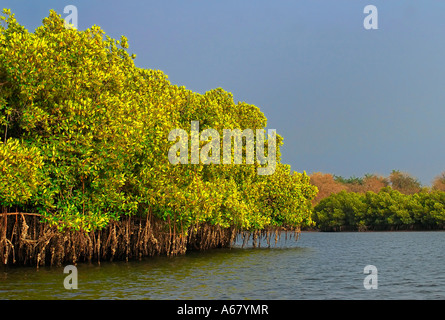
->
(3, 0, 445, 185)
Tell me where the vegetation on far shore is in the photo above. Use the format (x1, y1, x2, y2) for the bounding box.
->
(309, 171, 445, 231)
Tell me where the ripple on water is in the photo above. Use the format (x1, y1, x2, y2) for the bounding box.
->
(1, 231, 444, 299)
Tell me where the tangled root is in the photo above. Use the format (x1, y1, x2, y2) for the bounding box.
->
(0, 212, 300, 267)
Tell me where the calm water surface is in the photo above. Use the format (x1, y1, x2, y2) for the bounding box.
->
(1, 231, 444, 299)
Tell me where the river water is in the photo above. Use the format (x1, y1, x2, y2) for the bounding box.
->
(1, 231, 444, 300)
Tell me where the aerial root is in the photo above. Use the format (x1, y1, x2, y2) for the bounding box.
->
(0, 213, 302, 266)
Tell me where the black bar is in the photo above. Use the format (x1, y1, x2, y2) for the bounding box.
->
(0, 300, 442, 319)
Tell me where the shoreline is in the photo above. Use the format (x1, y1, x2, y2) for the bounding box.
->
(301, 226, 445, 232)
(2, 212, 443, 268)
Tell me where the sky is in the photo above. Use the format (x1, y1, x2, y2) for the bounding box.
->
(3, 0, 445, 186)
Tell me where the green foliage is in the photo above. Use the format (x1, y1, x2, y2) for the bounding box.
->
(333, 175, 363, 185)
(313, 190, 365, 230)
(0, 139, 44, 206)
(0, 9, 317, 233)
(313, 187, 445, 230)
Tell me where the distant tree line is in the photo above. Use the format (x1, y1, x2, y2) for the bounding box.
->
(309, 170, 445, 231)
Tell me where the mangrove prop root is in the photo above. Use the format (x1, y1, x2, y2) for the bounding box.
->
(0, 214, 301, 267)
